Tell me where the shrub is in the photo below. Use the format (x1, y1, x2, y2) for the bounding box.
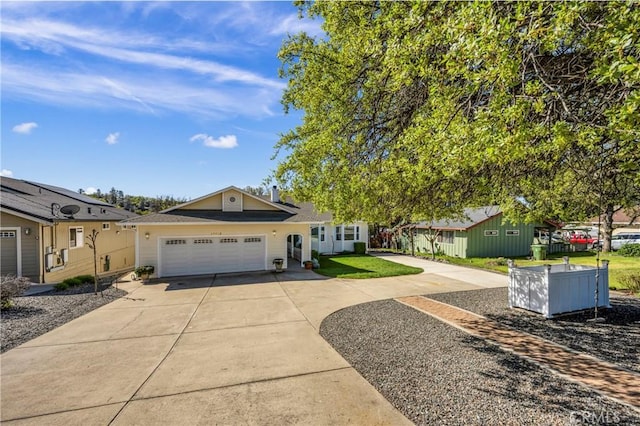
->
(1, 275, 31, 308)
(618, 244, 640, 257)
(354, 242, 366, 254)
(618, 273, 640, 294)
(61, 278, 82, 288)
(311, 250, 319, 260)
(486, 257, 509, 267)
(75, 274, 95, 284)
(135, 265, 155, 279)
(54, 282, 69, 291)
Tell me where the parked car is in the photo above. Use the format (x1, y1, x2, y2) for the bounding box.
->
(611, 232, 640, 250)
(563, 230, 599, 248)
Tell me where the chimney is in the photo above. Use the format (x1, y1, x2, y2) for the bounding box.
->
(270, 186, 280, 203)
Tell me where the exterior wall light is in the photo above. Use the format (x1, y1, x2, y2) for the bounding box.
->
(145, 232, 150, 240)
(272, 230, 276, 237)
(24, 228, 31, 235)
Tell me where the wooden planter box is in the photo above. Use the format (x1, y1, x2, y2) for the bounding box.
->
(508, 258, 610, 318)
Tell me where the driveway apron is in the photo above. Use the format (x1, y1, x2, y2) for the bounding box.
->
(1, 256, 506, 425)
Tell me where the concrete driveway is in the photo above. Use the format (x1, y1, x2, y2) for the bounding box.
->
(1, 254, 506, 425)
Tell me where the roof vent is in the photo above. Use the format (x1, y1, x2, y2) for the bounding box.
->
(270, 186, 280, 203)
(51, 203, 61, 216)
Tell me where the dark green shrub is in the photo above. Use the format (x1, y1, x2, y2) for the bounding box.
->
(1, 275, 31, 308)
(75, 274, 95, 283)
(618, 273, 640, 294)
(354, 242, 366, 254)
(61, 278, 82, 287)
(54, 282, 69, 291)
(311, 250, 319, 260)
(618, 244, 640, 257)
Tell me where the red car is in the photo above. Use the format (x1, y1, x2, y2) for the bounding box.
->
(567, 231, 599, 247)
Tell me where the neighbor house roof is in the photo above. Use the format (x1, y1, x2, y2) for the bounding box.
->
(414, 206, 502, 231)
(0, 177, 138, 223)
(120, 186, 333, 225)
(587, 208, 639, 226)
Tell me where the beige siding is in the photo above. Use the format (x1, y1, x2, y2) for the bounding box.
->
(242, 195, 280, 211)
(222, 190, 242, 212)
(43, 221, 135, 283)
(136, 223, 312, 277)
(184, 194, 222, 210)
(0, 212, 41, 281)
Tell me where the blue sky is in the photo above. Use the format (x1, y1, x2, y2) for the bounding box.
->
(1, 1, 322, 199)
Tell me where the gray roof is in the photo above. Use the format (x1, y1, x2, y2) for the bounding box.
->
(1, 177, 138, 223)
(121, 194, 332, 225)
(415, 206, 502, 230)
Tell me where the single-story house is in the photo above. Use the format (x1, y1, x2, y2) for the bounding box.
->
(0, 177, 138, 283)
(119, 186, 368, 278)
(405, 206, 552, 258)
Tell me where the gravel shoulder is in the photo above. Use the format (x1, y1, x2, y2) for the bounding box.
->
(320, 293, 640, 425)
(1, 284, 127, 353)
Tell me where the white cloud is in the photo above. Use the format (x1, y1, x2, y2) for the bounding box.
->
(0, 169, 14, 177)
(105, 132, 120, 145)
(84, 186, 97, 195)
(12, 122, 38, 134)
(190, 133, 238, 149)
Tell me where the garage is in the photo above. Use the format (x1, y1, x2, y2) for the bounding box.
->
(0, 230, 18, 276)
(160, 235, 266, 277)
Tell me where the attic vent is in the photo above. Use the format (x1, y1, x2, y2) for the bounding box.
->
(101, 208, 107, 214)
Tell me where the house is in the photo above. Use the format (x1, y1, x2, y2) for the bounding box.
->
(119, 186, 368, 278)
(0, 177, 138, 283)
(406, 206, 552, 258)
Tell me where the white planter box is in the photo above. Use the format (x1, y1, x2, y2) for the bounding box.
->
(508, 259, 610, 318)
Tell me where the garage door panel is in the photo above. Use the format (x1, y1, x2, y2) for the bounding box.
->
(160, 235, 266, 277)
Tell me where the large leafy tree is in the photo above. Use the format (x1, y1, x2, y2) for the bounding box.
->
(275, 1, 639, 249)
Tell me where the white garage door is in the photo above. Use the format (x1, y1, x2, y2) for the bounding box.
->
(160, 235, 266, 277)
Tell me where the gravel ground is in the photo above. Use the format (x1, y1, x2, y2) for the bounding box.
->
(320, 298, 640, 425)
(1, 284, 126, 353)
(428, 288, 640, 374)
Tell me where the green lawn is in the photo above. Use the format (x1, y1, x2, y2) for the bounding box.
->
(412, 250, 639, 293)
(316, 254, 423, 279)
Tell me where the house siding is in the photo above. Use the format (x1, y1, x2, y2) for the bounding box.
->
(42, 221, 136, 283)
(466, 216, 535, 258)
(413, 230, 467, 257)
(135, 223, 312, 277)
(312, 223, 369, 254)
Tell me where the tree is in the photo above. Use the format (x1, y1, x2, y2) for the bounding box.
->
(243, 185, 269, 196)
(275, 1, 640, 250)
(86, 229, 103, 297)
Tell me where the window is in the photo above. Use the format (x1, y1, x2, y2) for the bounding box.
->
(336, 226, 342, 241)
(102, 223, 110, 231)
(194, 239, 213, 244)
(244, 237, 262, 243)
(355, 226, 360, 240)
(484, 230, 499, 237)
(440, 230, 454, 244)
(344, 226, 355, 241)
(220, 238, 238, 243)
(506, 230, 520, 237)
(320, 226, 325, 242)
(165, 239, 186, 245)
(69, 227, 84, 248)
(0, 231, 16, 238)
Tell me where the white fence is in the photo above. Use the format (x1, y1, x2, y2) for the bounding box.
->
(508, 258, 610, 318)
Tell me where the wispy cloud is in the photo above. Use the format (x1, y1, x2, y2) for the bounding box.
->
(105, 132, 120, 145)
(12, 122, 38, 134)
(190, 133, 238, 149)
(84, 186, 97, 194)
(0, 169, 14, 177)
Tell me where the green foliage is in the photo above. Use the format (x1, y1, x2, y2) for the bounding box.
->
(354, 242, 366, 254)
(1, 275, 31, 308)
(618, 244, 640, 257)
(135, 266, 155, 279)
(75, 275, 95, 284)
(83, 187, 187, 215)
(61, 278, 82, 288)
(311, 249, 319, 260)
(618, 273, 640, 294)
(275, 1, 640, 233)
(54, 282, 69, 291)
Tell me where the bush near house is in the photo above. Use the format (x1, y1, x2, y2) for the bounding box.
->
(618, 273, 640, 295)
(0, 275, 31, 309)
(54, 275, 95, 292)
(354, 242, 366, 254)
(618, 244, 640, 257)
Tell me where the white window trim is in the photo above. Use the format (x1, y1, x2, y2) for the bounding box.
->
(336, 225, 343, 241)
(102, 222, 111, 231)
(506, 230, 520, 236)
(69, 226, 84, 249)
(344, 225, 356, 241)
(484, 230, 499, 237)
(320, 225, 325, 242)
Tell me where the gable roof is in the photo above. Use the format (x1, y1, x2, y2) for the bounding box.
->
(120, 186, 332, 225)
(415, 206, 502, 231)
(1, 177, 138, 223)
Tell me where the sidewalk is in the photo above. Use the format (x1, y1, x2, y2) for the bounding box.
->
(397, 295, 640, 410)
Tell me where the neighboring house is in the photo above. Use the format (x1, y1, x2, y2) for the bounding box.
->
(408, 206, 551, 258)
(0, 177, 138, 283)
(120, 186, 368, 278)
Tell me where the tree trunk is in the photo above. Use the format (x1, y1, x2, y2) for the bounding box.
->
(602, 204, 615, 252)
